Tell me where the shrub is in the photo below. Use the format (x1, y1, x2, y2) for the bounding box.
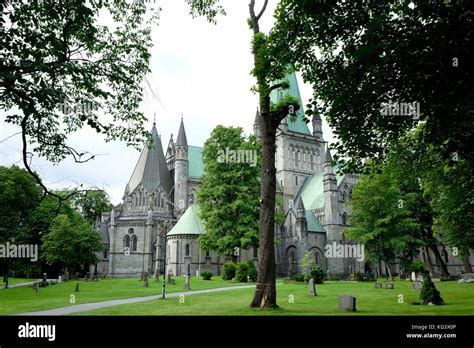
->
(246, 260, 258, 282)
(310, 266, 325, 284)
(201, 271, 213, 280)
(294, 274, 305, 282)
(222, 262, 236, 280)
(236, 262, 249, 282)
(417, 274, 444, 305)
(409, 260, 426, 274)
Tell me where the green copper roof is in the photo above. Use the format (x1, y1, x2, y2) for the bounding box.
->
(189, 146, 204, 179)
(306, 211, 325, 233)
(294, 171, 345, 211)
(270, 71, 311, 135)
(167, 204, 204, 236)
(126, 124, 173, 195)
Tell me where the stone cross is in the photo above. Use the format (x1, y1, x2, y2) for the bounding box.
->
(308, 278, 317, 296)
(184, 275, 190, 290)
(339, 295, 356, 312)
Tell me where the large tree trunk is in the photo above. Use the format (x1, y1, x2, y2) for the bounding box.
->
(250, 101, 278, 309)
(423, 246, 434, 276)
(384, 259, 393, 281)
(428, 244, 450, 279)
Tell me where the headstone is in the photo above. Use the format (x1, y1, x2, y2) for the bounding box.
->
(167, 274, 173, 283)
(34, 281, 40, 294)
(339, 295, 356, 312)
(63, 271, 69, 281)
(196, 270, 199, 277)
(308, 278, 316, 296)
(386, 282, 394, 289)
(411, 272, 416, 282)
(143, 272, 149, 287)
(412, 281, 422, 290)
(184, 275, 190, 290)
(374, 282, 382, 289)
(42, 273, 47, 283)
(416, 275, 424, 283)
(74, 283, 80, 292)
(58, 276, 62, 283)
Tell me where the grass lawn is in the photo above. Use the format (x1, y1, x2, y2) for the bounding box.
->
(0, 276, 248, 315)
(74, 279, 474, 316)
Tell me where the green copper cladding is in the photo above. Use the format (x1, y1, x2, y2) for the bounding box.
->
(167, 204, 204, 236)
(270, 71, 311, 135)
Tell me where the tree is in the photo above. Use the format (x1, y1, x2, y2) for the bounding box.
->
(73, 190, 113, 225)
(0, 165, 42, 279)
(41, 213, 103, 276)
(344, 167, 419, 280)
(272, 0, 473, 174)
(197, 126, 260, 261)
(1, 0, 160, 203)
(417, 273, 443, 305)
(187, 0, 298, 308)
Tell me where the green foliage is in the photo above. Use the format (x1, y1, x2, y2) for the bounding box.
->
(41, 214, 103, 275)
(236, 262, 249, 283)
(404, 260, 426, 275)
(294, 274, 305, 282)
(246, 260, 258, 282)
(201, 271, 213, 281)
(417, 274, 444, 305)
(185, 0, 225, 24)
(273, 1, 473, 174)
(310, 266, 325, 284)
(222, 262, 236, 281)
(1, 1, 160, 166)
(299, 251, 316, 275)
(197, 126, 260, 257)
(72, 190, 113, 225)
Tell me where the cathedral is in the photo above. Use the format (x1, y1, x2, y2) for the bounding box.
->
(96, 72, 469, 278)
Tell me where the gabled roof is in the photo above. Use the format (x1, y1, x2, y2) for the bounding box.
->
(306, 211, 325, 233)
(270, 71, 311, 135)
(126, 124, 173, 195)
(167, 204, 204, 236)
(189, 146, 204, 179)
(293, 171, 345, 211)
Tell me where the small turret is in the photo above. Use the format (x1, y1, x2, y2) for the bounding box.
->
(174, 117, 189, 216)
(312, 105, 323, 142)
(253, 108, 261, 138)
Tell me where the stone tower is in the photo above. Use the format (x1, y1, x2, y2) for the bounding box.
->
(253, 108, 261, 138)
(323, 146, 344, 274)
(174, 117, 189, 217)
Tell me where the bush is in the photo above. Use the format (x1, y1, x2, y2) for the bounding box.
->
(222, 262, 237, 280)
(236, 262, 249, 282)
(246, 260, 258, 282)
(310, 266, 325, 284)
(417, 274, 444, 305)
(294, 274, 305, 282)
(201, 271, 213, 280)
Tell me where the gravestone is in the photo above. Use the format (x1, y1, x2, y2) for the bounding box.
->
(416, 275, 424, 283)
(58, 276, 62, 283)
(143, 272, 149, 287)
(63, 271, 69, 281)
(412, 281, 422, 290)
(339, 295, 356, 312)
(74, 283, 80, 292)
(42, 273, 47, 283)
(308, 278, 316, 296)
(374, 282, 382, 289)
(34, 281, 40, 294)
(184, 275, 190, 290)
(386, 282, 395, 289)
(411, 272, 416, 282)
(167, 274, 176, 285)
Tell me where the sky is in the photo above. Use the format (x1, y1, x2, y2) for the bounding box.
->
(0, 0, 335, 205)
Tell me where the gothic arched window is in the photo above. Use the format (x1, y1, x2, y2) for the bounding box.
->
(131, 235, 138, 252)
(124, 235, 130, 249)
(342, 213, 347, 225)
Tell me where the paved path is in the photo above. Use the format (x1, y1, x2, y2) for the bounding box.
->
(0, 279, 55, 290)
(16, 284, 258, 316)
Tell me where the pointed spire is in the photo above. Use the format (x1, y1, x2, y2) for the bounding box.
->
(254, 108, 260, 125)
(324, 145, 333, 163)
(312, 105, 322, 121)
(176, 116, 188, 147)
